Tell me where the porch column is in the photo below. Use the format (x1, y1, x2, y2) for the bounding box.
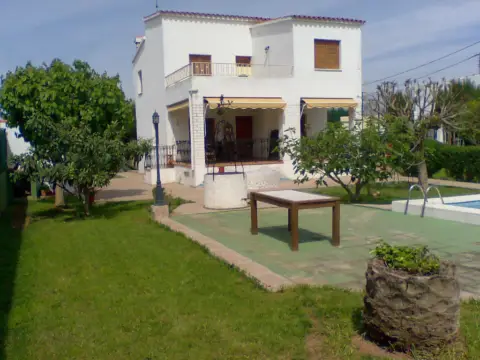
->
(190, 99, 206, 186)
(281, 102, 301, 179)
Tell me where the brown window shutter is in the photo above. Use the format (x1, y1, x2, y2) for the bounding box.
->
(189, 54, 212, 75)
(314, 40, 340, 69)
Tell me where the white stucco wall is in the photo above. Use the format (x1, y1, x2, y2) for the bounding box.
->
(161, 17, 253, 76)
(292, 21, 362, 100)
(251, 20, 294, 67)
(169, 108, 190, 142)
(133, 16, 170, 174)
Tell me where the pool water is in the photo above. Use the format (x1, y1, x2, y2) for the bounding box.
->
(450, 200, 480, 209)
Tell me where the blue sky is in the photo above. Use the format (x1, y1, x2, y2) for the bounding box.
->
(1, 0, 479, 98)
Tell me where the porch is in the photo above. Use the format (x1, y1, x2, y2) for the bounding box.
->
(167, 97, 285, 167)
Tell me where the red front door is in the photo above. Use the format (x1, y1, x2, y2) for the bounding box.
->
(235, 116, 253, 160)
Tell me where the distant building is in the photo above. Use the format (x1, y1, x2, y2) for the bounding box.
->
(0, 119, 30, 159)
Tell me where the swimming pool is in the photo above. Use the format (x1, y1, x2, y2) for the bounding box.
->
(392, 194, 480, 225)
(451, 200, 480, 210)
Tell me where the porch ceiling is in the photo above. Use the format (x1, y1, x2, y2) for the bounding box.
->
(204, 97, 286, 110)
(302, 98, 357, 109)
(167, 99, 189, 112)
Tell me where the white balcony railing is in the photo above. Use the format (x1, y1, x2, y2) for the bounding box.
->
(165, 62, 294, 87)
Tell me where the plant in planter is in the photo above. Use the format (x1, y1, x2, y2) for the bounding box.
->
(363, 241, 460, 354)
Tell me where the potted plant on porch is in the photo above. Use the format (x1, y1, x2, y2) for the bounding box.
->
(363, 241, 460, 355)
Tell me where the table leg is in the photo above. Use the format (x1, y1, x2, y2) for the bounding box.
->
(290, 205, 299, 251)
(288, 208, 292, 231)
(332, 201, 340, 247)
(250, 197, 258, 235)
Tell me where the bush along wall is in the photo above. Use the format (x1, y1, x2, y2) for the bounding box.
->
(440, 145, 480, 182)
(405, 140, 480, 182)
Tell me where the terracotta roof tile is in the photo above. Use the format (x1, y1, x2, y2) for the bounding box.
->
(144, 10, 365, 25)
(290, 14, 365, 25)
(144, 10, 269, 22)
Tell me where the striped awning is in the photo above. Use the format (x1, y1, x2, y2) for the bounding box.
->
(302, 98, 357, 109)
(204, 97, 286, 110)
(167, 99, 189, 112)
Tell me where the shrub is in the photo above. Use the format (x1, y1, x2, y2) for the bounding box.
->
(424, 139, 445, 177)
(371, 241, 440, 275)
(440, 145, 480, 181)
(411, 140, 480, 182)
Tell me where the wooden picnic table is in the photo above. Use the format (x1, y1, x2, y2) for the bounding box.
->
(249, 190, 341, 251)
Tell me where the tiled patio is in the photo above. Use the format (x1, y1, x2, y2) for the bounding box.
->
(174, 205, 480, 298)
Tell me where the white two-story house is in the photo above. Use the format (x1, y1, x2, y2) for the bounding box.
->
(133, 10, 364, 186)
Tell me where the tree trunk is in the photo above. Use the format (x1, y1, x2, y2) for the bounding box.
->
(55, 185, 65, 207)
(83, 188, 91, 216)
(416, 139, 429, 190)
(352, 181, 364, 201)
(417, 160, 429, 190)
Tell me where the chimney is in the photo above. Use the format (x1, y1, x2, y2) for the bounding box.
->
(135, 36, 145, 48)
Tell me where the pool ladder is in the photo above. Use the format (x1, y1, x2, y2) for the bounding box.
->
(404, 184, 445, 217)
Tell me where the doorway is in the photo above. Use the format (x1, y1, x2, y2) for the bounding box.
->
(235, 116, 253, 160)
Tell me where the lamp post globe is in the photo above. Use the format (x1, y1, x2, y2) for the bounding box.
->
(152, 110, 164, 205)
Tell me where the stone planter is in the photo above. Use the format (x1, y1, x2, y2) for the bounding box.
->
(203, 172, 248, 210)
(363, 258, 460, 352)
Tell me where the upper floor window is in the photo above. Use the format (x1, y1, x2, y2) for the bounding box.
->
(314, 39, 340, 70)
(137, 70, 143, 95)
(189, 54, 212, 75)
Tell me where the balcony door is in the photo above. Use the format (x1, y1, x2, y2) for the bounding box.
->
(236, 56, 252, 77)
(235, 116, 253, 160)
(189, 54, 212, 75)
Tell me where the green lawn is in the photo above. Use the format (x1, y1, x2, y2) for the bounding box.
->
(310, 181, 479, 204)
(1, 199, 480, 359)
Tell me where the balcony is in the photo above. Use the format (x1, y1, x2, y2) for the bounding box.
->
(165, 62, 294, 87)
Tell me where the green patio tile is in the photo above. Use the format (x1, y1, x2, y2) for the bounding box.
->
(174, 205, 480, 291)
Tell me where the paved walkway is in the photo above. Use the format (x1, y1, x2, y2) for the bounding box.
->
(174, 205, 480, 299)
(96, 172, 152, 202)
(97, 171, 480, 213)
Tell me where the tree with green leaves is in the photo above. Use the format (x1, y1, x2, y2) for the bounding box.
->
(370, 79, 476, 189)
(0, 59, 151, 215)
(279, 121, 412, 202)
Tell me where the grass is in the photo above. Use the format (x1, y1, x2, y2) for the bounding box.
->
(310, 181, 479, 204)
(1, 199, 480, 359)
(433, 168, 454, 181)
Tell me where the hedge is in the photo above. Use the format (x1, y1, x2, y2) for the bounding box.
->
(440, 145, 480, 182)
(400, 140, 480, 182)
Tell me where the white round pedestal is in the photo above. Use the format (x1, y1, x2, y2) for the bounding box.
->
(246, 166, 281, 190)
(203, 172, 248, 209)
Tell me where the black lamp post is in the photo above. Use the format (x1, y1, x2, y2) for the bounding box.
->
(152, 110, 165, 205)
